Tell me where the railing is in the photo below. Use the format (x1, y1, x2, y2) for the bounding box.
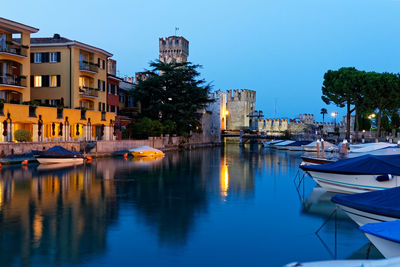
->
(79, 61, 98, 73)
(0, 42, 28, 57)
(79, 87, 98, 97)
(0, 74, 27, 87)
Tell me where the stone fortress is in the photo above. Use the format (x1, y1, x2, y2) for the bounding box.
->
(159, 36, 189, 63)
(226, 89, 256, 130)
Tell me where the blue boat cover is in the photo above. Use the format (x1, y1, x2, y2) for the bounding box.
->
(300, 154, 400, 175)
(37, 146, 82, 157)
(331, 187, 400, 219)
(361, 220, 400, 243)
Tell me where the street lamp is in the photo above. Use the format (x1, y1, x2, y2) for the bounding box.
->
(331, 112, 338, 127)
(368, 113, 376, 132)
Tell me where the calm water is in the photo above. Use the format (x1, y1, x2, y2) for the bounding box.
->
(0, 144, 383, 267)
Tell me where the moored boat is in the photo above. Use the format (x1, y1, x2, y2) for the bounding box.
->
(34, 146, 84, 165)
(129, 146, 164, 158)
(300, 154, 400, 193)
(300, 155, 337, 165)
(285, 257, 400, 267)
(361, 220, 400, 258)
(331, 187, 400, 226)
(303, 140, 337, 152)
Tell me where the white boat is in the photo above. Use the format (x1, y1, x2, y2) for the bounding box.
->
(128, 146, 164, 158)
(34, 146, 85, 165)
(262, 139, 284, 147)
(331, 186, 400, 226)
(285, 257, 400, 267)
(361, 220, 400, 258)
(269, 140, 296, 149)
(300, 154, 400, 194)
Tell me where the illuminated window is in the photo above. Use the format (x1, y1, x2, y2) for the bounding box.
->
(79, 77, 87, 88)
(50, 75, 57, 87)
(34, 75, 42, 87)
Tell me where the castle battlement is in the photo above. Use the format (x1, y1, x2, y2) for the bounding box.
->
(159, 36, 189, 63)
(227, 89, 256, 102)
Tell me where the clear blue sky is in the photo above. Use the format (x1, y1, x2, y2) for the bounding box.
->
(2, 0, 400, 122)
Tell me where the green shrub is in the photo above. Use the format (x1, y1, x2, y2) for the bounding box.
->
(14, 129, 32, 142)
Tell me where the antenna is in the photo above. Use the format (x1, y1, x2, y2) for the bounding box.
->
(175, 27, 180, 36)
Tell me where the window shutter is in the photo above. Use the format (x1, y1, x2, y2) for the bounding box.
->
(57, 75, 61, 87)
(98, 102, 101, 111)
(42, 52, 49, 63)
(30, 53, 34, 63)
(98, 58, 100, 67)
(43, 75, 49, 87)
(57, 52, 61, 62)
(98, 79, 101, 90)
(30, 75, 34, 87)
(102, 81, 105, 91)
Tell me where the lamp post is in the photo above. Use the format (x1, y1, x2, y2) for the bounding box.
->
(368, 113, 376, 132)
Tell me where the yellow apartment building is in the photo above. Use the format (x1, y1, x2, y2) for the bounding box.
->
(0, 18, 115, 143)
(0, 17, 38, 103)
(29, 34, 112, 111)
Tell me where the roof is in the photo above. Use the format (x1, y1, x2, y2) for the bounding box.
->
(30, 35, 113, 57)
(0, 17, 39, 33)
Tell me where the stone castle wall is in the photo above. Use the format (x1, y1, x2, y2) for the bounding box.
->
(226, 89, 256, 130)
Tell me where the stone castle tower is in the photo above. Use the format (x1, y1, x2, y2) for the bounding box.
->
(159, 36, 189, 63)
(226, 89, 256, 130)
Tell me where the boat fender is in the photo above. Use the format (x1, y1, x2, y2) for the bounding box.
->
(85, 156, 92, 160)
(376, 174, 393, 182)
(21, 160, 28, 166)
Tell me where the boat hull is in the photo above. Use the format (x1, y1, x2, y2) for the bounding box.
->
(364, 233, 400, 258)
(336, 204, 397, 226)
(306, 170, 400, 194)
(36, 157, 84, 165)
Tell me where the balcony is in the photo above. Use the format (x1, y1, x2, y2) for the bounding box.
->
(79, 61, 98, 74)
(0, 74, 27, 88)
(0, 42, 28, 58)
(79, 87, 99, 98)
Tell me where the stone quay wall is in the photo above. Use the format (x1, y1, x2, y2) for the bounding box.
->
(0, 133, 221, 156)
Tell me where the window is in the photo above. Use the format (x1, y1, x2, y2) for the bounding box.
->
(98, 79, 101, 90)
(79, 76, 87, 88)
(50, 75, 57, 87)
(34, 75, 42, 87)
(102, 81, 105, 91)
(102, 103, 105, 111)
(98, 102, 101, 111)
(102, 60, 105, 69)
(50, 52, 58, 63)
(98, 58, 101, 67)
(110, 105, 115, 112)
(34, 53, 42, 63)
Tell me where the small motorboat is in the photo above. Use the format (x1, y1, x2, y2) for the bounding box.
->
(34, 146, 84, 165)
(300, 155, 337, 165)
(129, 146, 164, 158)
(349, 142, 396, 153)
(269, 140, 296, 149)
(300, 154, 400, 193)
(331, 187, 400, 226)
(361, 220, 400, 258)
(280, 140, 312, 151)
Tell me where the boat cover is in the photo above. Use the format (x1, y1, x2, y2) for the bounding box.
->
(300, 154, 400, 175)
(331, 187, 400, 219)
(350, 142, 396, 153)
(274, 140, 295, 146)
(129, 146, 161, 152)
(361, 220, 400, 243)
(304, 141, 336, 149)
(37, 146, 82, 157)
(283, 141, 312, 147)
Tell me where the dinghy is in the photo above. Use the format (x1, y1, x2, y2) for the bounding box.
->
(129, 146, 164, 158)
(34, 146, 84, 165)
(332, 187, 400, 226)
(361, 220, 400, 258)
(300, 154, 400, 193)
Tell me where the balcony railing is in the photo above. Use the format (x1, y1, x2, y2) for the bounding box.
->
(79, 61, 98, 73)
(0, 42, 28, 57)
(0, 74, 27, 87)
(79, 87, 99, 97)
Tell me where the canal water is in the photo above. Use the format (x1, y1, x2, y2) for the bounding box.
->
(0, 144, 383, 266)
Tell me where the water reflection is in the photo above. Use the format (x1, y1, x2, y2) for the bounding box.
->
(0, 145, 378, 266)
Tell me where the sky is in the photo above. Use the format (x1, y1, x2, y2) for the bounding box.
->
(2, 0, 400, 122)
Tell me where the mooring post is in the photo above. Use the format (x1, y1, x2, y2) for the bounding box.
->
(239, 130, 243, 145)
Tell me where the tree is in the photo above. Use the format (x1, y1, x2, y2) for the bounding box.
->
(320, 108, 327, 122)
(391, 112, 400, 130)
(363, 72, 400, 139)
(132, 61, 213, 135)
(321, 67, 363, 140)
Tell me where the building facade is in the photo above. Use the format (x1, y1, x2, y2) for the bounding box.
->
(107, 59, 120, 115)
(29, 34, 112, 111)
(159, 36, 189, 63)
(0, 17, 38, 103)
